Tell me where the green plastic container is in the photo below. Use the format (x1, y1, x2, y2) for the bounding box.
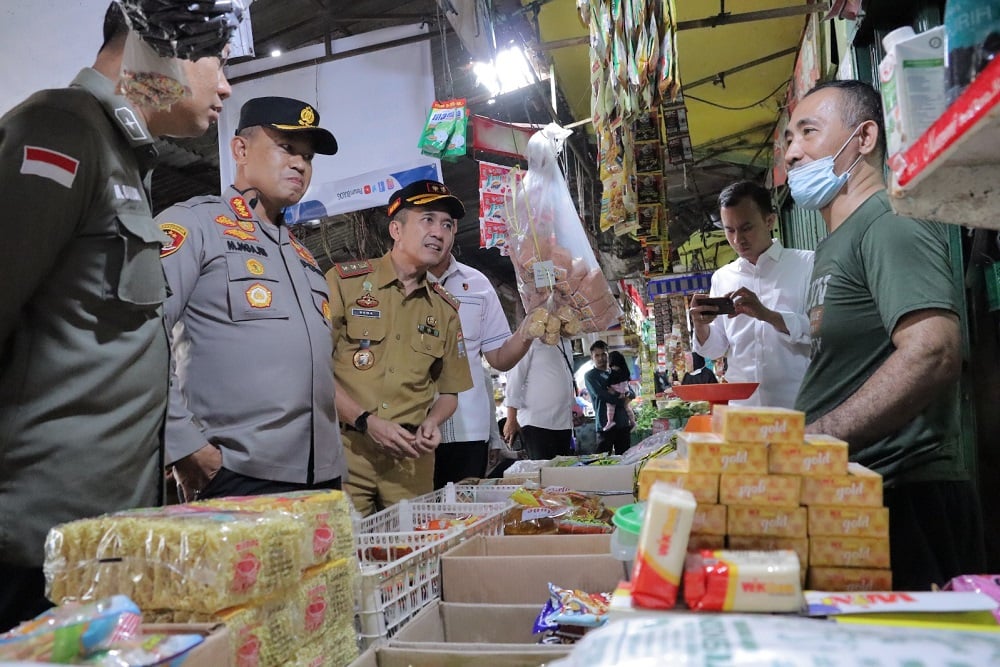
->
(610, 502, 645, 562)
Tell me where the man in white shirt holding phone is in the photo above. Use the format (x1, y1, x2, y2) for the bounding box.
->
(689, 181, 813, 408)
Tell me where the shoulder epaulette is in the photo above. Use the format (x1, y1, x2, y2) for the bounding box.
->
(335, 260, 374, 278)
(432, 282, 460, 311)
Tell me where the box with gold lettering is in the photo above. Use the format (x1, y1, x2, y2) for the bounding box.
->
(810, 536, 891, 569)
(727, 505, 808, 538)
(807, 566, 892, 592)
(711, 405, 805, 444)
(638, 458, 719, 503)
(807, 506, 889, 538)
(768, 434, 849, 476)
(800, 463, 883, 507)
(677, 432, 768, 474)
(691, 504, 727, 536)
(719, 473, 801, 507)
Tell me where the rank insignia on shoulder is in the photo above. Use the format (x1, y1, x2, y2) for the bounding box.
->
(214, 215, 237, 228)
(230, 196, 254, 220)
(159, 222, 187, 258)
(335, 260, 374, 278)
(431, 283, 459, 311)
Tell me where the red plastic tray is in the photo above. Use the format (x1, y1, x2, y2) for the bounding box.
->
(671, 382, 759, 405)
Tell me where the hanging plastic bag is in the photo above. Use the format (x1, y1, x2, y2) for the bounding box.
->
(504, 123, 622, 344)
(418, 99, 468, 160)
(117, 0, 245, 61)
(119, 30, 190, 110)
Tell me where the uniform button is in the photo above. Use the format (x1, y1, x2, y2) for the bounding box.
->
(363, 330, 369, 336)
(381, 402, 388, 409)
(389, 367, 394, 373)
(425, 344, 431, 350)
(395, 334, 401, 341)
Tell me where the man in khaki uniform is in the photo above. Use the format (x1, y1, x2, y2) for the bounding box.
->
(327, 180, 473, 515)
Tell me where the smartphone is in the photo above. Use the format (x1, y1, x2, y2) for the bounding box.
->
(700, 296, 735, 315)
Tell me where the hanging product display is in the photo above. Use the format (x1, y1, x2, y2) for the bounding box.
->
(117, 0, 245, 60)
(504, 124, 622, 343)
(417, 98, 468, 160)
(584, 0, 680, 235)
(479, 160, 521, 255)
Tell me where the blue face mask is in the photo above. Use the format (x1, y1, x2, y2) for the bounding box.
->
(787, 125, 865, 210)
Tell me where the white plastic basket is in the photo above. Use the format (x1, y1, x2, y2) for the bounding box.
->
(355, 500, 510, 536)
(408, 481, 524, 505)
(354, 529, 457, 646)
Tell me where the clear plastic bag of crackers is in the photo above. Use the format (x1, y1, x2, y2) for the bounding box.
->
(504, 123, 621, 345)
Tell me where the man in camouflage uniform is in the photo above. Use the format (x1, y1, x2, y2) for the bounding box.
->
(0, 3, 233, 630)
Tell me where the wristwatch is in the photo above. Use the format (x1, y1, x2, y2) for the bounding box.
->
(354, 411, 371, 434)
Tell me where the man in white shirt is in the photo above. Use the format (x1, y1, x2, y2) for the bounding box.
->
(429, 247, 532, 488)
(503, 337, 576, 459)
(689, 181, 813, 408)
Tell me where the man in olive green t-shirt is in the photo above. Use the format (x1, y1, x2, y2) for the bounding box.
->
(783, 80, 984, 590)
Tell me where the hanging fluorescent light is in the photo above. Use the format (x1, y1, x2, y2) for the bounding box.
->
(473, 45, 535, 98)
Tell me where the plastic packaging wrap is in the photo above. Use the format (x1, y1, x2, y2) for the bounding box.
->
(944, 574, 1000, 623)
(45, 506, 307, 613)
(0, 595, 141, 663)
(119, 29, 190, 110)
(117, 0, 245, 61)
(198, 489, 354, 566)
(534, 583, 611, 634)
(84, 632, 203, 667)
(504, 123, 622, 343)
(505, 487, 615, 535)
(683, 549, 803, 612)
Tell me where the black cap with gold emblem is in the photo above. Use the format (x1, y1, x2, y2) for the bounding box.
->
(236, 96, 338, 155)
(387, 179, 466, 220)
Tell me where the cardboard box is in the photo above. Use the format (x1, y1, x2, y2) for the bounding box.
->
(539, 463, 638, 508)
(768, 435, 849, 476)
(391, 601, 568, 649)
(807, 506, 890, 538)
(691, 504, 727, 535)
(638, 458, 719, 503)
(719, 473, 801, 507)
(727, 505, 808, 538)
(350, 644, 569, 667)
(800, 463, 883, 507)
(711, 405, 805, 444)
(727, 535, 810, 571)
(142, 623, 232, 667)
(441, 535, 624, 604)
(810, 536, 891, 569)
(678, 432, 768, 474)
(687, 533, 727, 552)
(807, 567, 893, 592)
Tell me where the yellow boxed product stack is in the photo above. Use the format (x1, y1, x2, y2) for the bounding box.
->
(637, 405, 894, 591)
(45, 490, 359, 667)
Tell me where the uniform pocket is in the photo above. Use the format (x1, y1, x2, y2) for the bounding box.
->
(224, 252, 288, 321)
(105, 213, 167, 307)
(345, 317, 386, 343)
(409, 330, 446, 359)
(454, 295, 484, 341)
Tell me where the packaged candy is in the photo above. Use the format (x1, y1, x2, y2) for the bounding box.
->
(534, 583, 611, 633)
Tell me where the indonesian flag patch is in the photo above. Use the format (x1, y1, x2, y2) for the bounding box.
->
(21, 146, 79, 188)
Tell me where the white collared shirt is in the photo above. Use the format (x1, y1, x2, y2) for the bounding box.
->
(504, 338, 574, 430)
(432, 257, 512, 442)
(692, 239, 813, 409)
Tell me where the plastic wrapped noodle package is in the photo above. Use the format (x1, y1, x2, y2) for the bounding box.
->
(504, 123, 622, 343)
(0, 595, 141, 663)
(198, 489, 354, 566)
(683, 549, 803, 613)
(45, 506, 307, 613)
(549, 613, 1000, 667)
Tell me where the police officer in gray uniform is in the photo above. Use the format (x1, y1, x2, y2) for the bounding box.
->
(159, 97, 346, 502)
(0, 3, 234, 631)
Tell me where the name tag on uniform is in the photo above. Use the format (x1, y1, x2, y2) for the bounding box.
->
(351, 308, 381, 318)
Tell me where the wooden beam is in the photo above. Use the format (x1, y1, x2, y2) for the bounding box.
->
(681, 46, 799, 91)
(676, 3, 830, 31)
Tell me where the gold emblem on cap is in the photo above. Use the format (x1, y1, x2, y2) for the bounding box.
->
(299, 106, 316, 127)
(353, 349, 375, 370)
